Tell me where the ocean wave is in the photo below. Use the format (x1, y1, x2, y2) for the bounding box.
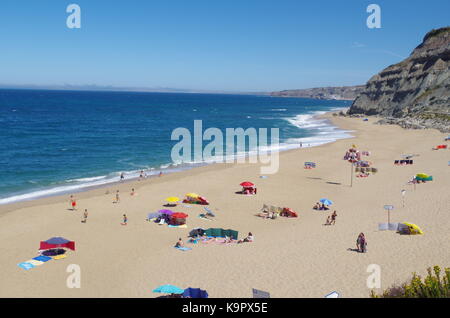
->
(0, 108, 352, 205)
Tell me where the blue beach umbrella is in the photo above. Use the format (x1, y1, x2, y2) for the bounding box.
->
(320, 198, 333, 206)
(147, 212, 161, 220)
(152, 284, 184, 294)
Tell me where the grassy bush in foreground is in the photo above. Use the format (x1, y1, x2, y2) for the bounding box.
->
(371, 266, 450, 298)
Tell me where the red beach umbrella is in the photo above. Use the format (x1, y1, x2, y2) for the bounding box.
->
(240, 181, 254, 187)
(172, 212, 188, 219)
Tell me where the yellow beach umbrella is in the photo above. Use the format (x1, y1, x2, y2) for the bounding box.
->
(165, 196, 180, 203)
(404, 222, 424, 235)
(185, 193, 199, 198)
(416, 173, 429, 179)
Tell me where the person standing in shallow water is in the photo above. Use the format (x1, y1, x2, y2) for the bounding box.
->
(120, 172, 124, 182)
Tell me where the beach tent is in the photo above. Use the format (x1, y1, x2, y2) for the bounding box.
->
(40, 237, 75, 251)
(415, 173, 433, 181)
(398, 223, 424, 235)
(304, 162, 316, 169)
(159, 209, 173, 215)
(183, 194, 209, 205)
(152, 284, 184, 294)
(170, 212, 188, 225)
(205, 228, 239, 240)
(182, 287, 209, 298)
(189, 228, 205, 237)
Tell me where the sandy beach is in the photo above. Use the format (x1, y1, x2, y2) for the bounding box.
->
(1, 113, 449, 298)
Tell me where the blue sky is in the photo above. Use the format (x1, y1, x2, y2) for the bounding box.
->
(0, 0, 449, 91)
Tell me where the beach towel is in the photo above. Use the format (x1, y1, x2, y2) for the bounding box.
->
(168, 224, 187, 228)
(33, 255, 52, 262)
(174, 246, 192, 251)
(204, 207, 216, 217)
(17, 262, 35, 270)
(26, 259, 44, 266)
(198, 214, 212, 221)
(53, 254, 67, 260)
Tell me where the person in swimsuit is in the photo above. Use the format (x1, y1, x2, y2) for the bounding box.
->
(122, 214, 128, 225)
(115, 190, 120, 203)
(70, 195, 77, 211)
(238, 232, 254, 243)
(130, 188, 135, 196)
(175, 238, 184, 248)
(120, 173, 124, 182)
(82, 209, 88, 223)
(331, 211, 337, 225)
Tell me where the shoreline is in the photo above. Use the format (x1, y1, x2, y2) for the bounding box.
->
(0, 108, 352, 209)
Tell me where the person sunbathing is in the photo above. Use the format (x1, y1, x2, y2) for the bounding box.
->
(238, 232, 254, 243)
(175, 238, 184, 248)
(313, 202, 320, 210)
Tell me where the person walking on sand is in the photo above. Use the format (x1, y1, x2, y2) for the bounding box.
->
(115, 190, 120, 203)
(81, 209, 88, 223)
(159, 171, 163, 177)
(122, 214, 128, 225)
(356, 233, 367, 253)
(331, 210, 337, 225)
(130, 188, 135, 196)
(69, 195, 77, 211)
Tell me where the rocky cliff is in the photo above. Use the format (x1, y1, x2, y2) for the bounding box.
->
(348, 27, 450, 132)
(270, 85, 365, 100)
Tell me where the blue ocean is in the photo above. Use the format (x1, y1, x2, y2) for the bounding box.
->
(0, 89, 352, 204)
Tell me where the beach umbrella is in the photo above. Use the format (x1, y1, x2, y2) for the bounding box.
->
(185, 193, 199, 198)
(320, 198, 333, 205)
(158, 209, 173, 215)
(153, 284, 184, 294)
(240, 181, 254, 187)
(40, 237, 75, 251)
(147, 212, 161, 220)
(165, 197, 180, 203)
(403, 222, 424, 235)
(416, 173, 429, 179)
(172, 212, 188, 219)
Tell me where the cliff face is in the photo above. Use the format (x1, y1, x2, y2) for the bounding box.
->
(348, 27, 450, 132)
(270, 85, 365, 100)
